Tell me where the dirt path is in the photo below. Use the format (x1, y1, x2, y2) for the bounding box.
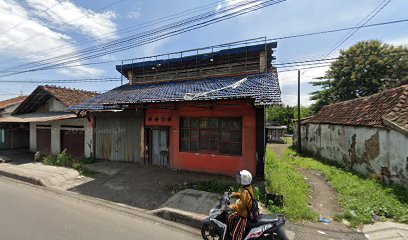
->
(298, 168, 340, 219)
(268, 143, 290, 159)
(268, 143, 367, 240)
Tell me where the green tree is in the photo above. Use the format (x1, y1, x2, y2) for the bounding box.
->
(266, 105, 314, 133)
(310, 40, 408, 112)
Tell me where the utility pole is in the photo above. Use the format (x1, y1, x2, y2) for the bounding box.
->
(120, 61, 124, 85)
(297, 70, 302, 153)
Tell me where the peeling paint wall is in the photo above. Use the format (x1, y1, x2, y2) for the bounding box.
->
(297, 123, 408, 189)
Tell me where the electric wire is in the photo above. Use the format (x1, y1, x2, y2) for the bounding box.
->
(0, 0, 284, 76)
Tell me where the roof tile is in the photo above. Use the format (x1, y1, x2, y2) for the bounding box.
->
(302, 85, 408, 132)
(0, 96, 27, 110)
(69, 72, 281, 110)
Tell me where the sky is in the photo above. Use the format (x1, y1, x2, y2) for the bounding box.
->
(0, 0, 407, 106)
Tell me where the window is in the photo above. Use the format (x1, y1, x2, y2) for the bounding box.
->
(180, 117, 242, 155)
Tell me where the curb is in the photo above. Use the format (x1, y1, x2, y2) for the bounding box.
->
(0, 166, 80, 188)
(0, 169, 44, 186)
(151, 207, 207, 229)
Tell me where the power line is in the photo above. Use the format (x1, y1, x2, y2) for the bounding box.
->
(326, 0, 392, 58)
(0, 77, 120, 84)
(0, 0, 223, 67)
(1, 0, 261, 71)
(0, 0, 284, 76)
(301, 0, 392, 76)
(3, 16, 406, 77)
(0, 49, 406, 84)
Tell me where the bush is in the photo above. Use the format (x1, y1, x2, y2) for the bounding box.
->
(194, 179, 238, 194)
(42, 149, 94, 176)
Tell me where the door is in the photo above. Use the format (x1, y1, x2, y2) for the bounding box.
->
(149, 128, 169, 167)
(61, 129, 85, 158)
(37, 128, 51, 155)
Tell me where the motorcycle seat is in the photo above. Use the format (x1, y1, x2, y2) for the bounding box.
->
(247, 214, 280, 228)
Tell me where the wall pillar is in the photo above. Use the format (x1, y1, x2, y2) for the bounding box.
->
(29, 122, 36, 152)
(256, 106, 265, 179)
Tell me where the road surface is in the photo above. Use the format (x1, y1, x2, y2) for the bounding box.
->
(0, 176, 199, 240)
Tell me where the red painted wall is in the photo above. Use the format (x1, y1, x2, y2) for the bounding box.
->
(145, 100, 257, 177)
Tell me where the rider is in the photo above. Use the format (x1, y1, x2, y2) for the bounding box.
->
(227, 170, 255, 240)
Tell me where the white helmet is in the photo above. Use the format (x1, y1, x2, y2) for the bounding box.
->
(236, 170, 252, 185)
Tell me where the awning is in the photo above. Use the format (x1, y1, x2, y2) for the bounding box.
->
(0, 112, 78, 123)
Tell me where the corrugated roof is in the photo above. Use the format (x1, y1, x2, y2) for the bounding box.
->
(69, 72, 281, 110)
(0, 112, 77, 123)
(13, 85, 99, 114)
(0, 96, 27, 110)
(302, 84, 408, 134)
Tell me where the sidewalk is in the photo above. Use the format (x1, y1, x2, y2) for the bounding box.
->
(152, 189, 218, 228)
(363, 222, 408, 240)
(0, 150, 80, 187)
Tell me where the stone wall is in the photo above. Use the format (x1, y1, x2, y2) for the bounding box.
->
(294, 123, 408, 189)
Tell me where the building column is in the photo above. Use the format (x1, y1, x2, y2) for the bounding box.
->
(256, 106, 265, 179)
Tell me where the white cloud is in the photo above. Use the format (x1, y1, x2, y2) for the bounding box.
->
(0, 0, 104, 77)
(387, 37, 408, 47)
(277, 65, 330, 87)
(141, 38, 171, 57)
(127, 11, 141, 19)
(281, 94, 314, 106)
(26, 0, 118, 40)
(216, 0, 261, 14)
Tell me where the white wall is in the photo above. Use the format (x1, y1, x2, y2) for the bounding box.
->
(29, 117, 92, 158)
(35, 97, 66, 113)
(297, 123, 408, 189)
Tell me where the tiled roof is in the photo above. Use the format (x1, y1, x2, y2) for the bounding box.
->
(0, 96, 27, 110)
(69, 72, 281, 110)
(42, 85, 99, 107)
(13, 85, 98, 114)
(302, 85, 408, 134)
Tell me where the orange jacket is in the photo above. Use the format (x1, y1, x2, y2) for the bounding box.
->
(231, 185, 254, 218)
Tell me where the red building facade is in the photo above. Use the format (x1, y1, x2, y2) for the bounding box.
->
(144, 100, 257, 176)
(70, 41, 281, 178)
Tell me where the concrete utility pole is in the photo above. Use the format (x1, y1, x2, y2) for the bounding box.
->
(297, 70, 302, 153)
(120, 61, 124, 85)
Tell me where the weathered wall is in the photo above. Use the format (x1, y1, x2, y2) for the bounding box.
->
(29, 118, 92, 158)
(35, 97, 66, 113)
(297, 123, 408, 189)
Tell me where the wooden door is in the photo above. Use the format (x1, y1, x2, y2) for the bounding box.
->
(36, 128, 51, 155)
(61, 130, 84, 158)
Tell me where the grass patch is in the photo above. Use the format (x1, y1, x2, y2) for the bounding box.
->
(283, 136, 293, 145)
(283, 148, 408, 227)
(193, 179, 238, 194)
(265, 148, 319, 221)
(42, 149, 95, 176)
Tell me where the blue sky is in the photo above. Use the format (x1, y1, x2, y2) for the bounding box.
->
(0, 0, 407, 105)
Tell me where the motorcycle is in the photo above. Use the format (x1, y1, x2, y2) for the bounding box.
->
(201, 192, 288, 240)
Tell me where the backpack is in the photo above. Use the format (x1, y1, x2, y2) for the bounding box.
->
(245, 189, 260, 223)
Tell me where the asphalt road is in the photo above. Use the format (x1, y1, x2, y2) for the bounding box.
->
(0, 176, 199, 240)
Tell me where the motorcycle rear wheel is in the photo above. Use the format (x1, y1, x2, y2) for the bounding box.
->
(201, 223, 222, 240)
